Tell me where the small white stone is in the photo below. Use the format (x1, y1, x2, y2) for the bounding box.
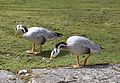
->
(25, 73, 30, 76)
(47, 60, 51, 63)
(42, 57, 46, 60)
(18, 70, 28, 75)
(6, 54, 10, 56)
(82, 75, 92, 80)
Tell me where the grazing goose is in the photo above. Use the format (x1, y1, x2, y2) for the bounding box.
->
(16, 24, 63, 54)
(50, 36, 102, 68)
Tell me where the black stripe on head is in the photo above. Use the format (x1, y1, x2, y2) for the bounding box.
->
(55, 42, 67, 48)
(22, 25, 28, 32)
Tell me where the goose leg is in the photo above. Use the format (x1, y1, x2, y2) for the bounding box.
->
(83, 54, 91, 65)
(32, 43, 35, 52)
(26, 43, 36, 54)
(72, 55, 81, 68)
(34, 44, 42, 55)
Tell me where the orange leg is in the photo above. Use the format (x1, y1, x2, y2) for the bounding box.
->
(72, 55, 81, 68)
(26, 43, 36, 54)
(83, 54, 91, 65)
(32, 43, 35, 52)
(33, 43, 42, 55)
(26, 43, 41, 55)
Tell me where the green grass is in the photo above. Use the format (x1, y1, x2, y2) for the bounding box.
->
(0, 0, 120, 72)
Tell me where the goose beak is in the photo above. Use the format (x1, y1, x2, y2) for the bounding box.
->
(15, 32, 22, 38)
(15, 32, 18, 36)
(49, 56, 53, 60)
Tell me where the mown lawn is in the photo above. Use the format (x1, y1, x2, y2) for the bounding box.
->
(0, 0, 120, 71)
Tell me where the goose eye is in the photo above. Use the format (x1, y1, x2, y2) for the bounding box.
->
(18, 25, 20, 28)
(52, 51, 55, 55)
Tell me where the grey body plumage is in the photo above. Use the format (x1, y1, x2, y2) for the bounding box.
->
(50, 36, 102, 68)
(16, 24, 63, 54)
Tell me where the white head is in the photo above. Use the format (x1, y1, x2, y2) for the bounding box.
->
(49, 42, 67, 60)
(50, 48, 60, 58)
(16, 24, 28, 35)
